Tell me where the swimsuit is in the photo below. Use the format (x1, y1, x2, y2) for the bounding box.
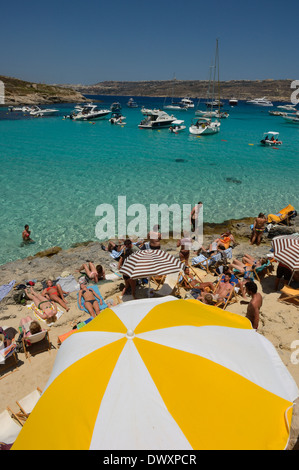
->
(46, 286, 59, 295)
(38, 300, 53, 310)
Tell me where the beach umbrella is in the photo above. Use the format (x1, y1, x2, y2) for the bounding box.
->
(119, 249, 184, 295)
(272, 235, 299, 282)
(12, 297, 298, 450)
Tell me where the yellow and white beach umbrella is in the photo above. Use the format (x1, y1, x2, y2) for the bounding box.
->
(12, 297, 298, 450)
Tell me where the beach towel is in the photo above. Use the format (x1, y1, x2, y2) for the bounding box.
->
(110, 249, 123, 260)
(56, 275, 80, 292)
(0, 280, 16, 302)
(192, 252, 222, 267)
(77, 285, 108, 315)
(26, 302, 64, 327)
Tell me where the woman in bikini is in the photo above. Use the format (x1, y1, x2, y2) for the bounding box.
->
(25, 287, 58, 324)
(76, 262, 106, 284)
(250, 213, 268, 246)
(78, 284, 103, 318)
(42, 280, 69, 311)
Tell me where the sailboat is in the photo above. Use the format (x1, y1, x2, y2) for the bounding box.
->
(190, 39, 221, 135)
(164, 74, 188, 111)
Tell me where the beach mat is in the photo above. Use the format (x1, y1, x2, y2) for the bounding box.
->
(77, 285, 108, 315)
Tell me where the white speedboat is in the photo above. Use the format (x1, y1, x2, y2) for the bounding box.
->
(189, 117, 220, 135)
(141, 107, 160, 115)
(110, 102, 122, 112)
(127, 98, 138, 108)
(229, 98, 238, 107)
(260, 131, 282, 146)
(283, 111, 299, 124)
(169, 120, 186, 133)
(205, 99, 223, 108)
(164, 102, 188, 111)
(70, 104, 110, 121)
(196, 109, 229, 119)
(138, 110, 176, 129)
(179, 97, 194, 108)
(109, 112, 126, 125)
(29, 106, 59, 117)
(246, 97, 273, 106)
(8, 105, 34, 113)
(277, 104, 297, 111)
(269, 110, 286, 116)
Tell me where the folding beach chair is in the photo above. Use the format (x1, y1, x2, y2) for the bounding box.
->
(192, 252, 222, 274)
(0, 409, 23, 448)
(215, 288, 238, 310)
(15, 387, 43, 423)
(22, 330, 51, 361)
(0, 343, 19, 379)
(253, 260, 274, 281)
(278, 286, 299, 307)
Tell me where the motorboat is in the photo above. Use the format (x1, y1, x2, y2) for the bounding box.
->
(164, 102, 188, 111)
(277, 104, 297, 111)
(138, 110, 177, 129)
(8, 105, 34, 113)
(70, 104, 110, 121)
(229, 98, 238, 107)
(141, 107, 160, 115)
(269, 110, 286, 116)
(109, 112, 126, 125)
(189, 117, 220, 135)
(196, 109, 229, 119)
(110, 102, 122, 112)
(205, 99, 223, 108)
(169, 120, 186, 133)
(260, 131, 282, 146)
(179, 97, 194, 108)
(127, 98, 138, 108)
(283, 111, 299, 124)
(246, 97, 273, 106)
(29, 106, 59, 117)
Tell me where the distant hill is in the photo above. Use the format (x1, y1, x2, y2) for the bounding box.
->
(0, 75, 87, 105)
(70, 79, 294, 102)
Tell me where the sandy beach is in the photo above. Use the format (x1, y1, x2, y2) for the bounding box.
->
(1, 218, 299, 450)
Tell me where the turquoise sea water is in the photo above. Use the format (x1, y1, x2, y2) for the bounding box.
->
(0, 95, 298, 265)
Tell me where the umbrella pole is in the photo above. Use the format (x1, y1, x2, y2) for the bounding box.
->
(148, 276, 151, 297)
(288, 271, 295, 285)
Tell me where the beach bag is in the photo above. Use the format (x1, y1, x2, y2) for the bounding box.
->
(13, 290, 27, 305)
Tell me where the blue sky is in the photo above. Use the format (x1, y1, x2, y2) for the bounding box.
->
(1, 0, 298, 84)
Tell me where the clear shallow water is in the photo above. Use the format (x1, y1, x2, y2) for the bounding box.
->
(0, 95, 298, 265)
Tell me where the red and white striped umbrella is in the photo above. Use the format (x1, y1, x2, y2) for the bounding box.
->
(272, 235, 299, 271)
(120, 249, 184, 279)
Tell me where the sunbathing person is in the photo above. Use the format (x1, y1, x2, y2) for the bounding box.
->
(25, 287, 58, 324)
(76, 262, 106, 283)
(182, 267, 215, 298)
(218, 265, 247, 299)
(230, 256, 268, 278)
(42, 279, 69, 311)
(78, 284, 103, 318)
(19, 316, 42, 337)
(213, 273, 234, 302)
(207, 231, 235, 252)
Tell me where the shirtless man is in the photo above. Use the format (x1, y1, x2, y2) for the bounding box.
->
(177, 236, 193, 264)
(22, 224, 34, 243)
(147, 225, 162, 250)
(250, 213, 268, 246)
(244, 281, 262, 329)
(213, 273, 234, 301)
(190, 202, 203, 232)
